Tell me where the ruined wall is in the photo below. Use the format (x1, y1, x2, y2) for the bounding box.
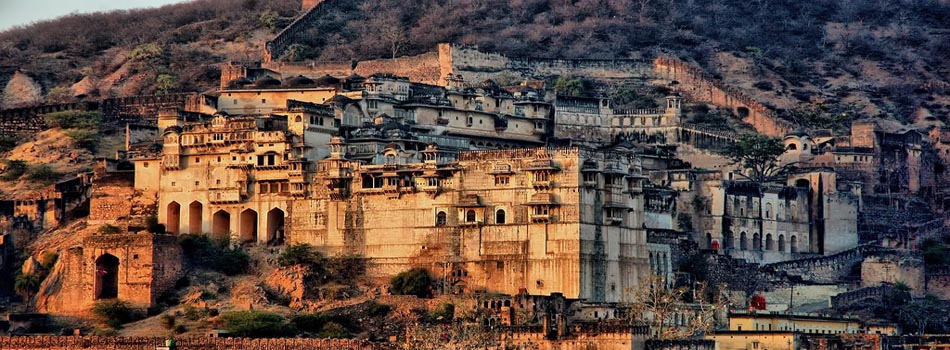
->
(925, 268, 950, 300)
(860, 254, 924, 295)
(87, 172, 135, 226)
(653, 57, 795, 137)
(354, 51, 442, 85)
(35, 234, 182, 314)
(0, 336, 388, 350)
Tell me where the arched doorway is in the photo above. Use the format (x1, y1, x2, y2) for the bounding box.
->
(212, 210, 231, 241)
(766, 234, 774, 251)
(778, 235, 786, 252)
(240, 209, 258, 243)
(266, 208, 285, 243)
(753, 233, 761, 251)
(790, 235, 798, 253)
(189, 201, 203, 234)
(95, 254, 120, 300)
(739, 232, 748, 250)
(166, 202, 181, 234)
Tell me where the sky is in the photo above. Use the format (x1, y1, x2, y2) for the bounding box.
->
(0, 0, 190, 31)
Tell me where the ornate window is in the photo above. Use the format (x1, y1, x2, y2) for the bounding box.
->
(436, 211, 447, 226)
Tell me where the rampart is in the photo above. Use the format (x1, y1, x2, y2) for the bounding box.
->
(264, 0, 327, 62)
(830, 284, 893, 310)
(442, 44, 654, 85)
(0, 93, 195, 135)
(762, 244, 890, 284)
(0, 336, 389, 350)
(354, 51, 443, 85)
(653, 57, 795, 138)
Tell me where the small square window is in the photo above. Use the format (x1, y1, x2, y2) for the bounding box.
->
(171, 182, 176, 186)
(143, 162, 149, 168)
(195, 181, 199, 186)
(133, 254, 139, 260)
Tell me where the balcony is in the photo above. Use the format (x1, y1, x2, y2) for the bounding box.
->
(436, 116, 450, 125)
(530, 214, 552, 223)
(210, 187, 243, 204)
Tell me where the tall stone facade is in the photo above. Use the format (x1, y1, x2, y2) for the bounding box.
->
(138, 117, 651, 302)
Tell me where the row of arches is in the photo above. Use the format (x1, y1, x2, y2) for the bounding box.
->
(166, 201, 285, 243)
(712, 232, 799, 253)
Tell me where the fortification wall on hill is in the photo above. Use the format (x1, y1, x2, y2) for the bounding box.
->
(0, 93, 195, 135)
(353, 51, 442, 85)
(264, 0, 328, 62)
(653, 57, 795, 137)
(0, 336, 389, 350)
(441, 44, 653, 85)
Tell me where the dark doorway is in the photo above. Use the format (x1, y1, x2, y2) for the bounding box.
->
(95, 254, 120, 300)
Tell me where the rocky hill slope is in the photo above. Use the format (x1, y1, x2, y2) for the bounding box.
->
(1, 0, 949, 127)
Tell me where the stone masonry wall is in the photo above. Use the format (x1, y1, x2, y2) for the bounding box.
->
(353, 51, 442, 85)
(653, 57, 795, 138)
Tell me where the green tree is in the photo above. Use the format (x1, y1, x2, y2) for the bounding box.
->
(42, 110, 102, 130)
(221, 311, 288, 337)
(554, 77, 592, 97)
(723, 134, 791, 183)
(898, 295, 947, 334)
(156, 74, 179, 95)
(91, 300, 140, 329)
(14, 273, 41, 302)
(390, 267, 433, 297)
(1, 160, 28, 181)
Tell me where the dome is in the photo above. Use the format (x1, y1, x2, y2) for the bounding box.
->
(315, 74, 341, 86)
(227, 77, 252, 89)
(327, 94, 355, 106)
(253, 76, 281, 88)
(284, 75, 315, 87)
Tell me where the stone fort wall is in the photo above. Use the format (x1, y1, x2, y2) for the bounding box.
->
(653, 57, 795, 138)
(353, 51, 443, 85)
(0, 336, 389, 350)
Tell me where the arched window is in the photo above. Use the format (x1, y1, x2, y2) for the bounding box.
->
(790, 235, 798, 253)
(766, 234, 774, 251)
(436, 211, 447, 226)
(753, 233, 761, 250)
(706, 233, 713, 249)
(466, 210, 476, 223)
(740, 232, 748, 250)
(778, 234, 786, 252)
(724, 231, 734, 249)
(765, 203, 772, 219)
(495, 209, 506, 224)
(787, 143, 797, 150)
(295, 116, 302, 122)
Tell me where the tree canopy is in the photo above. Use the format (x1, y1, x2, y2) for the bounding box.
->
(723, 134, 790, 183)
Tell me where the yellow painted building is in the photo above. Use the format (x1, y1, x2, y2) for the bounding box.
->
(707, 332, 799, 350)
(728, 312, 861, 335)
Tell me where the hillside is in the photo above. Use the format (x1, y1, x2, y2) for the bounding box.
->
(1, 0, 949, 127)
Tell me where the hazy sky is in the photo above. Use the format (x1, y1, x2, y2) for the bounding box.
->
(0, 0, 190, 31)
